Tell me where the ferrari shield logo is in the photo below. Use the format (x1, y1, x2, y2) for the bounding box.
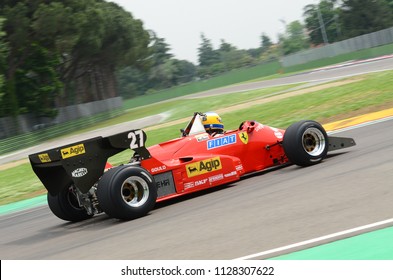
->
(239, 132, 248, 144)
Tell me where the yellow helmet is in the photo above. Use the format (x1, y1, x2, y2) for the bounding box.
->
(202, 112, 224, 134)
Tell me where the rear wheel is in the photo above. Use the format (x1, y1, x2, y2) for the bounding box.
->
(283, 120, 328, 167)
(47, 184, 93, 222)
(97, 165, 157, 220)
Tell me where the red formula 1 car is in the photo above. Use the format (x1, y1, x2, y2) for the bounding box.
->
(29, 112, 356, 221)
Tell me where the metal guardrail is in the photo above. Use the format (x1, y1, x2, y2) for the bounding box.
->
(282, 26, 393, 67)
(0, 109, 123, 156)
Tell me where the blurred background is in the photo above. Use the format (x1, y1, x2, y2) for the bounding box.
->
(0, 0, 392, 154)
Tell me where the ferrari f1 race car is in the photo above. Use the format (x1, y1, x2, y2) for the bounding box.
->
(29, 112, 356, 222)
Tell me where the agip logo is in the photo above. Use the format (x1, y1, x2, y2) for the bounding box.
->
(38, 153, 51, 163)
(186, 157, 222, 177)
(61, 144, 85, 159)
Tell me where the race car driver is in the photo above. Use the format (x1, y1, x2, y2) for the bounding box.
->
(202, 112, 224, 136)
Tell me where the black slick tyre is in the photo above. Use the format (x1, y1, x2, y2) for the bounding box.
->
(283, 120, 329, 167)
(47, 184, 93, 222)
(96, 165, 157, 220)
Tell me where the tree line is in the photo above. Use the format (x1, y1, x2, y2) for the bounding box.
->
(0, 0, 150, 119)
(0, 0, 393, 119)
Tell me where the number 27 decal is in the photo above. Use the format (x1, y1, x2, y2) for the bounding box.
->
(128, 130, 145, 149)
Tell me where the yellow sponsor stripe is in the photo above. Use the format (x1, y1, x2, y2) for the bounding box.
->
(323, 108, 393, 132)
(60, 144, 86, 159)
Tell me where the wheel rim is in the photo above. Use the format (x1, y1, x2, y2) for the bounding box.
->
(302, 127, 326, 156)
(120, 176, 150, 207)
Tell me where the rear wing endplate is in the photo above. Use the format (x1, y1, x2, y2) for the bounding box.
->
(29, 130, 150, 195)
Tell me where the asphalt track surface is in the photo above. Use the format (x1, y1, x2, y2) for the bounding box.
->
(1, 57, 393, 260)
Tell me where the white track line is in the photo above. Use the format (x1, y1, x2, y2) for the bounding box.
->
(235, 218, 393, 260)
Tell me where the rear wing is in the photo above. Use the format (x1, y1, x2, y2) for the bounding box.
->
(29, 130, 150, 195)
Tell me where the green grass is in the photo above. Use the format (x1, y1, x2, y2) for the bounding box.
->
(2, 70, 392, 206)
(0, 163, 45, 205)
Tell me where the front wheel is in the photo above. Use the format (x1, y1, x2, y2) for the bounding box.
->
(283, 120, 328, 167)
(96, 165, 157, 220)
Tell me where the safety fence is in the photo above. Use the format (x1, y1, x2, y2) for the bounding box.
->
(282, 26, 393, 67)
